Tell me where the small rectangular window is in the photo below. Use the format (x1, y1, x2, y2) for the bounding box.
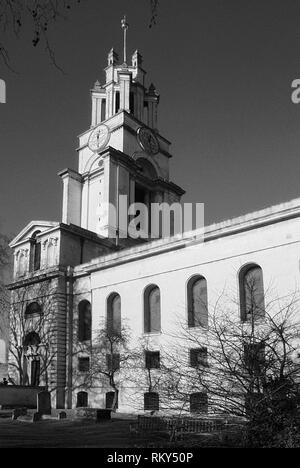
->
(190, 348, 208, 368)
(145, 351, 160, 369)
(106, 353, 120, 372)
(190, 392, 208, 414)
(130, 91, 134, 114)
(78, 357, 90, 373)
(115, 92, 120, 114)
(243, 342, 265, 373)
(144, 392, 159, 411)
(101, 99, 106, 121)
(34, 242, 41, 271)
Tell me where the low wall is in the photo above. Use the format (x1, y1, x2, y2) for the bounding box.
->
(0, 385, 46, 409)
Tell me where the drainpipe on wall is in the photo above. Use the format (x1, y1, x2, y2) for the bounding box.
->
(66, 266, 74, 409)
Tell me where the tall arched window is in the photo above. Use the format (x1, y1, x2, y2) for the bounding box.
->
(30, 230, 41, 272)
(187, 275, 208, 328)
(144, 285, 161, 333)
(239, 264, 265, 322)
(78, 300, 92, 342)
(107, 293, 121, 334)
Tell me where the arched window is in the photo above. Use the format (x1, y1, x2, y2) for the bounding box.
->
(239, 264, 265, 322)
(25, 302, 43, 318)
(187, 276, 208, 328)
(30, 231, 41, 272)
(107, 293, 121, 334)
(144, 392, 159, 411)
(78, 300, 92, 342)
(144, 285, 161, 333)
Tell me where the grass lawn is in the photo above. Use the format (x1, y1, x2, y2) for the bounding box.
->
(0, 414, 230, 448)
(0, 417, 136, 448)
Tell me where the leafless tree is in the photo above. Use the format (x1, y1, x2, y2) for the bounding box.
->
(0, 0, 83, 70)
(0, 0, 160, 70)
(126, 336, 163, 411)
(159, 284, 300, 446)
(9, 280, 58, 389)
(150, 0, 159, 28)
(0, 233, 11, 350)
(80, 322, 133, 411)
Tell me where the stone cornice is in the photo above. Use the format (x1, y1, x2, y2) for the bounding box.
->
(72, 196, 300, 278)
(7, 266, 69, 290)
(76, 110, 172, 148)
(58, 168, 83, 183)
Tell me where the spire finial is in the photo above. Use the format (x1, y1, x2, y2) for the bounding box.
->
(121, 15, 129, 65)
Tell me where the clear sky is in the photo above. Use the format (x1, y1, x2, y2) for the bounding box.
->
(1, 0, 300, 237)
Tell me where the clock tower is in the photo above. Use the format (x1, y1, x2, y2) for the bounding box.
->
(59, 18, 184, 240)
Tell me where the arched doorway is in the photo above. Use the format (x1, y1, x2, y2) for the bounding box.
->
(23, 331, 41, 386)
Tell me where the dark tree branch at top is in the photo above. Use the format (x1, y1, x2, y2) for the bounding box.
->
(0, 0, 81, 71)
(0, 0, 160, 71)
(150, 0, 159, 28)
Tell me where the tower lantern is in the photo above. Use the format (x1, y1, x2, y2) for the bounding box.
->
(60, 18, 184, 237)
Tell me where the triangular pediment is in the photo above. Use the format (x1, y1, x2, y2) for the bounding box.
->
(9, 220, 59, 247)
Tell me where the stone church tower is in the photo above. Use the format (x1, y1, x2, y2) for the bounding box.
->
(59, 33, 184, 238)
(8, 26, 184, 408)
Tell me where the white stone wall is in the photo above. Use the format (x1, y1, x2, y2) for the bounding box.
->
(71, 210, 300, 412)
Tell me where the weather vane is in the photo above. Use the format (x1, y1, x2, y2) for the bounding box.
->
(121, 15, 129, 65)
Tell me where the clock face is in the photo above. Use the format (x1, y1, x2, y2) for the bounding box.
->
(137, 127, 159, 155)
(88, 124, 110, 152)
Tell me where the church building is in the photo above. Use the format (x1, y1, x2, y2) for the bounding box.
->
(7, 24, 300, 413)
